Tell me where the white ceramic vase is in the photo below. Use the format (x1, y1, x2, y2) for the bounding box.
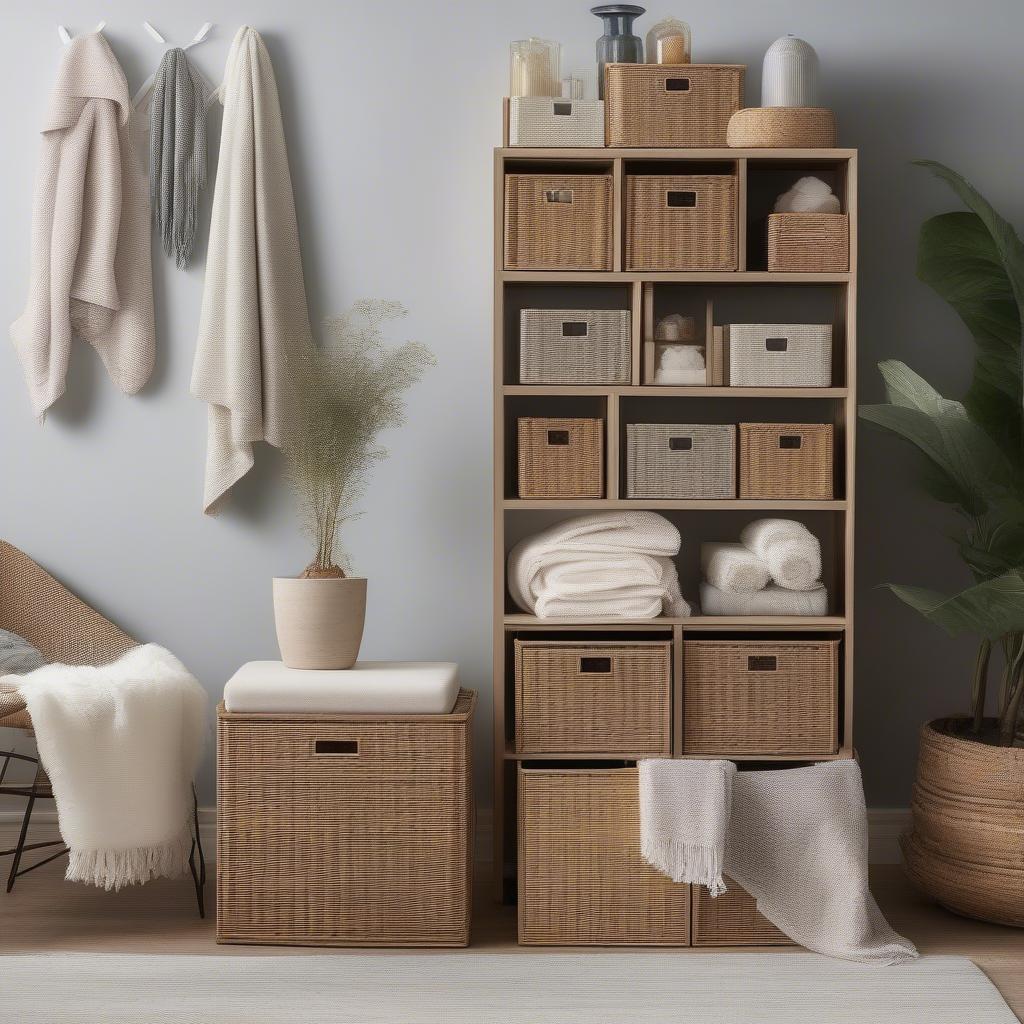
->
(272, 577, 367, 670)
(761, 35, 820, 108)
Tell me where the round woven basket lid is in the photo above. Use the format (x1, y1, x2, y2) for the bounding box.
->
(727, 107, 837, 148)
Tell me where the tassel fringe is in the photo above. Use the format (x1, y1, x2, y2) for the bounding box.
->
(65, 827, 193, 892)
(642, 837, 728, 897)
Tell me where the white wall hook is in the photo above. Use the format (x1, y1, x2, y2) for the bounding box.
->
(132, 22, 217, 109)
(57, 21, 106, 45)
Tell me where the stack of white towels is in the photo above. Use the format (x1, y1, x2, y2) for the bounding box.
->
(699, 519, 828, 615)
(508, 511, 691, 619)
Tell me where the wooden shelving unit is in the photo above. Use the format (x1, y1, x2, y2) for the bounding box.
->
(493, 145, 858, 906)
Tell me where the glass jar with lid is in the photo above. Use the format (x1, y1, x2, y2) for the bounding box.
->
(645, 17, 691, 64)
(510, 38, 561, 97)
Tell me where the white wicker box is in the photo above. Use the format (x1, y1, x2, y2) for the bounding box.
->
(520, 309, 630, 385)
(626, 423, 736, 499)
(727, 324, 832, 387)
(509, 97, 605, 148)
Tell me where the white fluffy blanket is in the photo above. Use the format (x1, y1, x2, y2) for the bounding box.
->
(8, 645, 207, 891)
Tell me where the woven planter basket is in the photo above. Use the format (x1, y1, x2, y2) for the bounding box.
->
(902, 718, 1024, 927)
(727, 107, 837, 149)
(691, 876, 793, 946)
(517, 417, 604, 498)
(739, 422, 834, 500)
(767, 213, 849, 273)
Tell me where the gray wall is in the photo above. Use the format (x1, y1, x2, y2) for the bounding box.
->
(2, 0, 1022, 809)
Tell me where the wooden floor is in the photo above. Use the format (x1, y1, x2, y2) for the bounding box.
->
(0, 860, 1020, 1019)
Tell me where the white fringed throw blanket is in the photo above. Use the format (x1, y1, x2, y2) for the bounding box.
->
(8, 645, 207, 891)
(11, 32, 155, 419)
(191, 26, 313, 513)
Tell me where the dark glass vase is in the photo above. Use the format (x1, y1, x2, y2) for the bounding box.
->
(591, 4, 646, 98)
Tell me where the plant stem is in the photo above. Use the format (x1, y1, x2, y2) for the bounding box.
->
(998, 641, 1024, 745)
(971, 638, 992, 733)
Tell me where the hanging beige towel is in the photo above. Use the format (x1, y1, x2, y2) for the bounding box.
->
(10, 32, 155, 419)
(191, 26, 312, 513)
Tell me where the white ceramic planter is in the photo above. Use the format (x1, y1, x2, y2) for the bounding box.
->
(272, 577, 367, 670)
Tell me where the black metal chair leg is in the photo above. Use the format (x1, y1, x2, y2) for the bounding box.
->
(190, 785, 206, 918)
(7, 792, 36, 893)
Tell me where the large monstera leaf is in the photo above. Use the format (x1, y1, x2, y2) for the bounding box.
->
(887, 571, 1024, 639)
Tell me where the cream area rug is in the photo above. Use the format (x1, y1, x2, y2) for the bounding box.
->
(0, 954, 1016, 1023)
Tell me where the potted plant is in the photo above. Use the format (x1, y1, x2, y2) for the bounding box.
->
(860, 161, 1024, 926)
(274, 300, 434, 670)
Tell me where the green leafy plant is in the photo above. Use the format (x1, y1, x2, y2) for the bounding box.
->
(283, 300, 435, 578)
(860, 161, 1024, 747)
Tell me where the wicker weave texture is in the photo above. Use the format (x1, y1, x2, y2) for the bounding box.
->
(683, 640, 839, 755)
(517, 417, 604, 498)
(738, 423, 834, 500)
(518, 767, 691, 945)
(520, 309, 631, 385)
(606, 64, 744, 148)
(767, 213, 849, 273)
(625, 175, 737, 272)
(509, 97, 605, 147)
(504, 174, 613, 271)
(726, 107, 837, 149)
(514, 641, 671, 754)
(691, 875, 794, 946)
(727, 324, 832, 388)
(626, 423, 736, 499)
(217, 693, 475, 947)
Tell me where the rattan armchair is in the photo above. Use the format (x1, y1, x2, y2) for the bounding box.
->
(0, 541, 205, 913)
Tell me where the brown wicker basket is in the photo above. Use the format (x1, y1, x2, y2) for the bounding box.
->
(626, 175, 737, 271)
(727, 107, 837, 149)
(518, 766, 691, 945)
(504, 174, 613, 271)
(683, 640, 839, 755)
(606, 64, 744, 148)
(217, 692, 475, 947)
(517, 417, 604, 498)
(514, 640, 671, 754)
(691, 876, 793, 946)
(767, 213, 849, 273)
(738, 423, 834, 500)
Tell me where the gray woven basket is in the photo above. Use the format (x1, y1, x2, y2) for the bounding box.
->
(520, 309, 631, 385)
(626, 423, 736, 499)
(509, 97, 605, 147)
(727, 324, 832, 387)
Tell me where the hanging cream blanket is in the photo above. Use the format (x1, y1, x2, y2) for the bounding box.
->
(191, 26, 313, 513)
(10, 32, 155, 419)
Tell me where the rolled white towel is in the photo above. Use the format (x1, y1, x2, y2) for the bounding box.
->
(774, 175, 841, 214)
(700, 542, 770, 595)
(739, 519, 822, 591)
(699, 581, 828, 616)
(654, 344, 706, 385)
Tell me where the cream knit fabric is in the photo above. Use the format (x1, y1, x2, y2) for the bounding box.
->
(11, 32, 155, 419)
(191, 27, 312, 514)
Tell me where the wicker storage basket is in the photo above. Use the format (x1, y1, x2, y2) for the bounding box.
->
(518, 767, 691, 945)
(509, 97, 605, 147)
(605, 64, 744, 148)
(767, 213, 849, 273)
(683, 640, 839, 755)
(691, 876, 793, 945)
(727, 324, 832, 388)
(517, 417, 604, 498)
(520, 309, 630, 385)
(504, 174, 613, 271)
(726, 107, 837, 149)
(739, 422, 834, 500)
(626, 423, 736, 499)
(514, 640, 671, 754)
(626, 175, 737, 272)
(217, 692, 474, 947)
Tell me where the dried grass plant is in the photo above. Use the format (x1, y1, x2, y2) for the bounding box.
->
(284, 300, 434, 578)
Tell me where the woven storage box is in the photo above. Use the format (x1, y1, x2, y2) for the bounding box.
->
(727, 324, 832, 387)
(217, 692, 474, 947)
(517, 417, 603, 498)
(514, 640, 671, 754)
(683, 640, 839, 755)
(520, 309, 630, 385)
(692, 876, 794, 946)
(504, 174, 613, 271)
(509, 97, 605, 147)
(626, 175, 737, 272)
(606, 64, 744, 147)
(767, 213, 849, 273)
(518, 767, 691, 945)
(739, 422, 834, 500)
(626, 423, 736, 499)
(726, 107, 837, 148)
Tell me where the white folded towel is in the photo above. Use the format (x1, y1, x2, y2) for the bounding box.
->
(700, 542, 770, 594)
(740, 519, 822, 591)
(639, 758, 736, 896)
(700, 581, 828, 616)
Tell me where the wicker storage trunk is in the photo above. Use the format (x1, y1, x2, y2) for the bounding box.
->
(216, 692, 474, 947)
(504, 174, 613, 271)
(514, 640, 671, 754)
(626, 423, 736, 499)
(626, 175, 737, 271)
(518, 767, 691, 945)
(517, 417, 604, 498)
(691, 876, 793, 946)
(509, 97, 605, 147)
(727, 324, 832, 387)
(739, 423, 834, 500)
(605, 64, 744, 147)
(767, 213, 849, 273)
(683, 640, 839, 755)
(520, 309, 630, 385)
